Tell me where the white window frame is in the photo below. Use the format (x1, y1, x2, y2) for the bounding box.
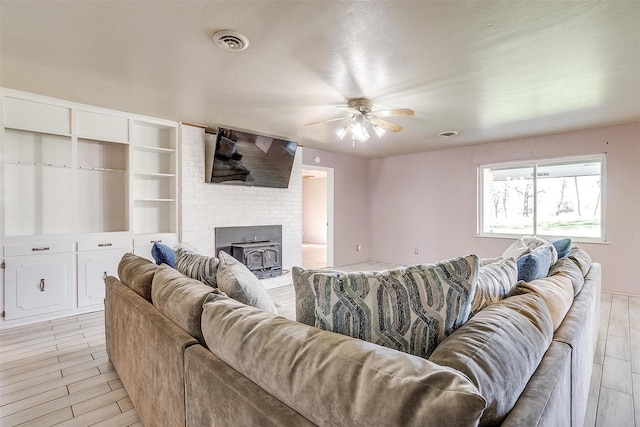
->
(477, 153, 606, 243)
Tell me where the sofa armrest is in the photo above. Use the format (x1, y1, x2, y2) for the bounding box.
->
(502, 341, 572, 427)
(105, 276, 198, 427)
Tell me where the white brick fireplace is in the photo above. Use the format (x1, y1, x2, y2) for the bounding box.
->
(179, 124, 302, 287)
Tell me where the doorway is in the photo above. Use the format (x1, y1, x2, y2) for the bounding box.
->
(301, 165, 334, 269)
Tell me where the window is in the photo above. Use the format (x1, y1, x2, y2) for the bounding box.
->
(478, 154, 605, 241)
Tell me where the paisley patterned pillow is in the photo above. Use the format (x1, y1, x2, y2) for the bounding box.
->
(312, 255, 479, 359)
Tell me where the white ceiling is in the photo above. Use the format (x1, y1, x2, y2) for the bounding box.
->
(1, 1, 639, 159)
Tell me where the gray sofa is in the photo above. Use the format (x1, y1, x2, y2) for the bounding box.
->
(105, 248, 600, 427)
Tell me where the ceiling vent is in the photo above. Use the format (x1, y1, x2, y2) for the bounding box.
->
(438, 131, 459, 137)
(212, 30, 250, 51)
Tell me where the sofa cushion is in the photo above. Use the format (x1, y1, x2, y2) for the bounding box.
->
(151, 242, 176, 268)
(568, 247, 592, 276)
(117, 252, 157, 302)
(517, 243, 556, 282)
(201, 293, 487, 427)
(471, 257, 517, 315)
(175, 246, 219, 287)
(508, 275, 574, 331)
(429, 293, 554, 426)
(151, 264, 219, 344)
(549, 257, 585, 296)
(551, 238, 572, 259)
(216, 251, 277, 314)
(312, 255, 479, 359)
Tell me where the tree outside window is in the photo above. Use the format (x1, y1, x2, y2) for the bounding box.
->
(479, 155, 604, 240)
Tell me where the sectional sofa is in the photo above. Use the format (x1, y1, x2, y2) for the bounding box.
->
(105, 244, 600, 426)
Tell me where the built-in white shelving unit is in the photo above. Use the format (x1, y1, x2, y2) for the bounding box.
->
(0, 88, 179, 328)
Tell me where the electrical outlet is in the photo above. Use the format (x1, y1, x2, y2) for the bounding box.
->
(414, 248, 419, 255)
(356, 244, 362, 252)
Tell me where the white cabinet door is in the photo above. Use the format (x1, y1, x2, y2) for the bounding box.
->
(77, 248, 128, 307)
(4, 253, 74, 320)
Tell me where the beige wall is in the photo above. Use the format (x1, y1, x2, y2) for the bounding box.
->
(302, 147, 370, 265)
(368, 122, 640, 294)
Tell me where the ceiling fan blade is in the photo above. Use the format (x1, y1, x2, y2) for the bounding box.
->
(305, 117, 348, 126)
(371, 108, 414, 118)
(370, 118, 403, 132)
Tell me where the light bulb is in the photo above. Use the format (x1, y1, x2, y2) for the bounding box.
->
(372, 125, 386, 138)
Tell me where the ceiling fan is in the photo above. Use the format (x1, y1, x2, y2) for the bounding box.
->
(306, 98, 414, 144)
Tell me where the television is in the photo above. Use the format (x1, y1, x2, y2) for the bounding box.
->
(204, 127, 298, 188)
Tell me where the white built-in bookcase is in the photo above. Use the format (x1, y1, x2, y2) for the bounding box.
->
(0, 88, 179, 327)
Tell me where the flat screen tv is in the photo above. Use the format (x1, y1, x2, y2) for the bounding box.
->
(204, 127, 298, 188)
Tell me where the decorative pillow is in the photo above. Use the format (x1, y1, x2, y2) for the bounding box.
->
(470, 257, 517, 315)
(479, 257, 502, 267)
(312, 255, 479, 359)
(501, 239, 531, 260)
(502, 236, 558, 265)
(507, 275, 574, 331)
(516, 243, 556, 282)
(117, 252, 158, 302)
(175, 246, 219, 287)
(216, 251, 278, 314)
(151, 265, 221, 343)
(551, 238, 572, 259)
(429, 293, 553, 426)
(151, 242, 176, 268)
(292, 266, 338, 326)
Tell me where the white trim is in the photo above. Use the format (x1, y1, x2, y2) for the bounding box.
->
(477, 153, 606, 241)
(301, 164, 335, 268)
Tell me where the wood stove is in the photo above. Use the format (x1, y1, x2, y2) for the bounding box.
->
(215, 225, 283, 279)
(231, 242, 281, 278)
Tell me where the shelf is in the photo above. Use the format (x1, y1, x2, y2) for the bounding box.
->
(4, 160, 71, 169)
(78, 166, 126, 173)
(134, 145, 175, 154)
(134, 172, 175, 178)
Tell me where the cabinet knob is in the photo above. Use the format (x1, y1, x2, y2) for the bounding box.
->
(40, 278, 45, 292)
(32, 247, 50, 252)
(98, 243, 113, 247)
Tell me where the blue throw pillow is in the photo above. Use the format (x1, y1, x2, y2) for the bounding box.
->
(551, 238, 572, 259)
(517, 244, 554, 282)
(151, 242, 176, 268)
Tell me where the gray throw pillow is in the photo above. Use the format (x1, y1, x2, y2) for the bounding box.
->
(175, 246, 219, 287)
(312, 255, 479, 359)
(216, 251, 278, 314)
(470, 257, 517, 315)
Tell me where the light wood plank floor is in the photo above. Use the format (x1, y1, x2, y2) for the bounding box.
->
(0, 274, 635, 426)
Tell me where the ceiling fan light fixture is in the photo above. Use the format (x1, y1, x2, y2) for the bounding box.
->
(372, 124, 386, 138)
(351, 120, 369, 143)
(336, 126, 348, 139)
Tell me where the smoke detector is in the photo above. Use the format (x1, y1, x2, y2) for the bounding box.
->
(212, 30, 250, 51)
